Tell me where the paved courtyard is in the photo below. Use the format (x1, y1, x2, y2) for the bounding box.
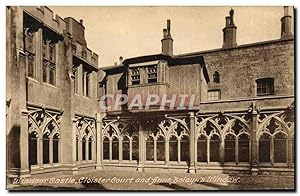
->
(9, 170, 295, 191)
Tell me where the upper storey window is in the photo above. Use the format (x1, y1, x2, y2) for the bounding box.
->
(213, 71, 220, 83)
(42, 38, 56, 86)
(147, 65, 158, 83)
(131, 68, 140, 85)
(208, 90, 221, 101)
(24, 28, 36, 78)
(256, 78, 274, 96)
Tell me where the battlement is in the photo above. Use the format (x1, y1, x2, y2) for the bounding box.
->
(23, 6, 66, 35)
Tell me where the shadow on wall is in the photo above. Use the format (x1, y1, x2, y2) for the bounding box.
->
(8, 125, 21, 169)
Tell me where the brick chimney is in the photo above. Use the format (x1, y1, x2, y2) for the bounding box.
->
(161, 19, 173, 56)
(222, 9, 237, 49)
(281, 6, 293, 39)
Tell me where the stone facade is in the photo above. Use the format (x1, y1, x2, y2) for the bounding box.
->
(6, 6, 294, 180)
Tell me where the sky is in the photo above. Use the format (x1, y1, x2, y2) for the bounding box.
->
(49, 6, 293, 67)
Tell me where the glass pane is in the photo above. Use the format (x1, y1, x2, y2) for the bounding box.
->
(53, 139, 59, 163)
(180, 136, 189, 162)
(132, 136, 139, 161)
(225, 135, 235, 162)
(82, 140, 86, 160)
(274, 133, 287, 163)
(112, 138, 119, 160)
(29, 136, 37, 166)
(122, 138, 130, 160)
(197, 136, 207, 162)
(169, 137, 178, 161)
(157, 137, 165, 161)
(146, 137, 154, 161)
(259, 134, 271, 163)
(238, 134, 249, 162)
(43, 138, 49, 164)
(103, 138, 109, 160)
(210, 135, 220, 162)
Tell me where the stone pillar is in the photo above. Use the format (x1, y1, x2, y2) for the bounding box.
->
(220, 138, 225, 165)
(250, 102, 259, 175)
(189, 112, 196, 173)
(49, 137, 53, 164)
(177, 140, 180, 163)
(20, 109, 30, 177)
(137, 122, 145, 171)
(165, 139, 169, 165)
(96, 113, 103, 169)
(287, 137, 293, 167)
(119, 139, 123, 163)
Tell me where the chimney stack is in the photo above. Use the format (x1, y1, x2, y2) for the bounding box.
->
(281, 6, 293, 39)
(222, 9, 237, 49)
(79, 19, 83, 25)
(161, 19, 173, 56)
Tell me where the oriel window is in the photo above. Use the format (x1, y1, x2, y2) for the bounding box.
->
(147, 65, 158, 83)
(131, 68, 140, 85)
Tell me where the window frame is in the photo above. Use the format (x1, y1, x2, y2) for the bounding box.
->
(256, 78, 274, 96)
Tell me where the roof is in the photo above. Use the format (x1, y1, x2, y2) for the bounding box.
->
(99, 53, 210, 82)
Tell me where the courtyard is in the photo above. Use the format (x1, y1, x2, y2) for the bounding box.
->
(9, 170, 295, 191)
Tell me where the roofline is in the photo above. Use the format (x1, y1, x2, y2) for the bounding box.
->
(175, 37, 294, 58)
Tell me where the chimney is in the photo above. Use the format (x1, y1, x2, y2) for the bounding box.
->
(119, 56, 123, 64)
(222, 9, 237, 49)
(79, 19, 83, 25)
(281, 6, 293, 39)
(161, 19, 173, 56)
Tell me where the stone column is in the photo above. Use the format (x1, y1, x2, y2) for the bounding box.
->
(137, 122, 145, 171)
(165, 139, 169, 165)
(49, 137, 53, 164)
(177, 140, 181, 163)
(96, 113, 103, 169)
(189, 112, 196, 173)
(250, 102, 259, 175)
(20, 109, 30, 177)
(220, 138, 225, 165)
(119, 139, 123, 163)
(287, 137, 292, 167)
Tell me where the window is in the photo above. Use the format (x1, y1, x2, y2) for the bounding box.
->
(88, 137, 93, 161)
(225, 134, 236, 162)
(157, 136, 165, 161)
(208, 90, 221, 101)
(82, 137, 86, 161)
(259, 133, 271, 163)
(256, 78, 274, 96)
(123, 137, 130, 160)
(43, 134, 50, 164)
(238, 134, 250, 162)
(180, 135, 189, 162)
(197, 135, 207, 162)
(82, 69, 90, 97)
(274, 132, 287, 163)
(103, 137, 109, 160)
(210, 135, 220, 162)
(146, 137, 154, 161)
(147, 66, 157, 83)
(169, 136, 178, 161)
(24, 28, 36, 78)
(132, 136, 139, 161)
(53, 134, 59, 163)
(131, 68, 140, 85)
(213, 71, 220, 83)
(42, 38, 56, 85)
(112, 137, 119, 160)
(29, 132, 37, 166)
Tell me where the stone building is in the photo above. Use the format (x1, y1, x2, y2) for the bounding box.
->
(6, 6, 294, 179)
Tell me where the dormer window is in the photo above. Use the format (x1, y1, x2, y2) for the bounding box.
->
(131, 68, 140, 85)
(147, 65, 157, 83)
(213, 71, 220, 83)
